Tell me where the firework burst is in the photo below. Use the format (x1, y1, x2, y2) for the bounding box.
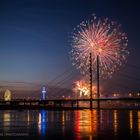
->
(73, 80, 97, 98)
(71, 15, 129, 78)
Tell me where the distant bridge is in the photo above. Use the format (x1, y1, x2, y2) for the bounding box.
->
(0, 98, 140, 110)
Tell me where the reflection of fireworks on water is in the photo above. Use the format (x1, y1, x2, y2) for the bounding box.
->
(73, 80, 97, 98)
(71, 14, 129, 78)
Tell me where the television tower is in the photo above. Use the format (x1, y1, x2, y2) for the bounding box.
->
(41, 86, 47, 100)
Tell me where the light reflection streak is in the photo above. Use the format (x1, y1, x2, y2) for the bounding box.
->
(138, 111, 140, 138)
(113, 110, 118, 135)
(62, 111, 65, 134)
(3, 111, 11, 131)
(27, 110, 30, 126)
(38, 110, 47, 136)
(74, 110, 98, 140)
(4, 112, 11, 122)
(92, 110, 98, 136)
(129, 111, 133, 135)
(38, 112, 41, 134)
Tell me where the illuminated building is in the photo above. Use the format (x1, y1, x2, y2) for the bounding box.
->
(41, 86, 47, 100)
(4, 89, 12, 101)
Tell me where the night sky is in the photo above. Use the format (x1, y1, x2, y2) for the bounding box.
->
(0, 0, 140, 96)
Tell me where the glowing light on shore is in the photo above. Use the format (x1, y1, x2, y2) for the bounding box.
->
(4, 89, 12, 101)
(71, 14, 129, 78)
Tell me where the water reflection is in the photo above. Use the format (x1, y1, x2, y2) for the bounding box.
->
(3, 111, 11, 131)
(62, 111, 65, 134)
(114, 110, 118, 135)
(138, 111, 140, 138)
(27, 110, 30, 126)
(74, 110, 99, 140)
(92, 110, 98, 137)
(0, 109, 139, 140)
(3, 112, 11, 122)
(38, 110, 47, 136)
(129, 111, 133, 135)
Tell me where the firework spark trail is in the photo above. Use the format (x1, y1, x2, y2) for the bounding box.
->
(73, 80, 89, 97)
(73, 80, 97, 98)
(71, 15, 129, 78)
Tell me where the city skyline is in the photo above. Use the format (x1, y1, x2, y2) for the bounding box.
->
(0, 0, 140, 95)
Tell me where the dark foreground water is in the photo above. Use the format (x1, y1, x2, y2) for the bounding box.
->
(0, 109, 140, 140)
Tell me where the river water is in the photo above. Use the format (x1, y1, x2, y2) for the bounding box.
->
(0, 109, 139, 140)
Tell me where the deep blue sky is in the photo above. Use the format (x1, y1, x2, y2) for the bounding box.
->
(0, 0, 140, 92)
